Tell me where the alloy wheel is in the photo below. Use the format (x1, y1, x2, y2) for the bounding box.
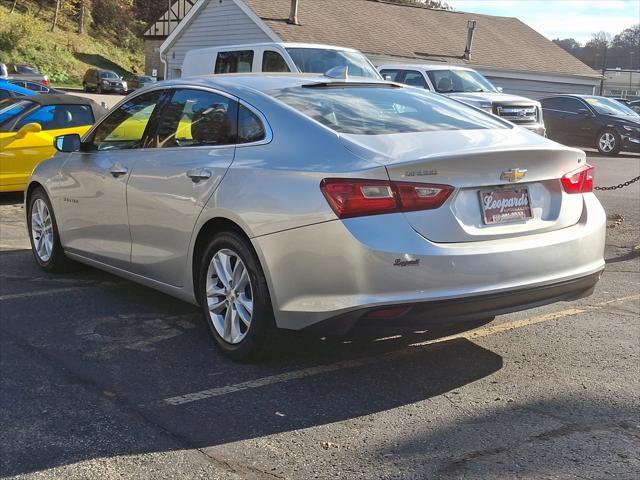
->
(31, 198, 54, 262)
(205, 249, 253, 344)
(598, 132, 616, 153)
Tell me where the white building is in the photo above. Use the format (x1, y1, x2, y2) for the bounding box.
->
(158, 0, 601, 99)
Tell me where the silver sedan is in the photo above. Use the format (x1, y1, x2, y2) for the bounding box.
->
(26, 74, 606, 360)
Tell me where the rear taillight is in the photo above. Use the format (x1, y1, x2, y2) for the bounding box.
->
(320, 178, 453, 219)
(561, 164, 594, 194)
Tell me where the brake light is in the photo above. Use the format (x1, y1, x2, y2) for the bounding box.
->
(320, 178, 453, 218)
(561, 164, 594, 194)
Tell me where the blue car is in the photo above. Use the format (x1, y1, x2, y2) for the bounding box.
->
(0, 79, 36, 99)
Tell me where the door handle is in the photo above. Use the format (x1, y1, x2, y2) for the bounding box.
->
(186, 168, 212, 183)
(109, 165, 129, 177)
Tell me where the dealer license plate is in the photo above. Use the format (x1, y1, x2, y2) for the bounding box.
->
(479, 187, 532, 224)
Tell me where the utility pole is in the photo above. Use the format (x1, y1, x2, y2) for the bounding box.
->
(599, 43, 608, 96)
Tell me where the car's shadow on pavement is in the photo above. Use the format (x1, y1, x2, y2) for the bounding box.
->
(0, 250, 503, 476)
(0, 192, 23, 206)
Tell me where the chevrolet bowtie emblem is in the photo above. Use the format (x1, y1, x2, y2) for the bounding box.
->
(501, 169, 527, 182)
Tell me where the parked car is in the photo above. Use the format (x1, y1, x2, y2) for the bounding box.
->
(82, 69, 128, 94)
(9, 80, 64, 94)
(181, 43, 382, 79)
(0, 94, 106, 192)
(378, 64, 546, 136)
(0, 78, 36, 99)
(3, 63, 49, 85)
(611, 97, 632, 106)
(127, 75, 157, 92)
(29, 74, 605, 360)
(540, 94, 640, 155)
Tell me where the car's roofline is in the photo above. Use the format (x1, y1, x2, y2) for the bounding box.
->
(186, 42, 362, 54)
(377, 64, 477, 72)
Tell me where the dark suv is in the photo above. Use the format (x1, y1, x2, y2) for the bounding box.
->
(541, 94, 640, 155)
(82, 69, 127, 94)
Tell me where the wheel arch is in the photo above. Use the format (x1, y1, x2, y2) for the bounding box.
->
(191, 216, 255, 301)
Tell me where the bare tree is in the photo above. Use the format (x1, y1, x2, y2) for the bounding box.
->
(51, 0, 61, 32)
(79, 0, 86, 34)
(10, 0, 19, 14)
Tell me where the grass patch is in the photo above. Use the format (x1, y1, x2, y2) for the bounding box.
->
(0, 2, 143, 87)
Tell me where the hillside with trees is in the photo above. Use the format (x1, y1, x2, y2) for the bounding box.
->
(0, 0, 168, 85)
(553, 25, 640, 71)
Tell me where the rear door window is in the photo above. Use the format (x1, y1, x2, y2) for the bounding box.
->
(151, 89, 238, 148)
(262, 51, 290, 73)
(215, 51, 254, 74)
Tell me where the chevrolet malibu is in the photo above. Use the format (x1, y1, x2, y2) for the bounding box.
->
(26, 74, 606, 360)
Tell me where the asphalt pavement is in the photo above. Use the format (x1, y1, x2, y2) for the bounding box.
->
(0, 151, 638, 479)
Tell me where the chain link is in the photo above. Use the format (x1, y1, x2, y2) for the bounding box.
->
(594, 175, 640, 191)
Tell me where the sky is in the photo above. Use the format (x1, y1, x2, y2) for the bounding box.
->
(446, 0, 640, 43)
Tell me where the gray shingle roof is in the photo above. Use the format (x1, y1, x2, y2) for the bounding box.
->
(242, 0, 599, 77)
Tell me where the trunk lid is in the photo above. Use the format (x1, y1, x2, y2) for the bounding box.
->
(341, 128, 587, 243)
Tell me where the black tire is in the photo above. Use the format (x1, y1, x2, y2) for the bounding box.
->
(82, 83, 88, 93)
(27, 188, 76, 273)
(97, 84, 103, 94)
(197, 230, 280, 361)
(596, 129, 621, 156)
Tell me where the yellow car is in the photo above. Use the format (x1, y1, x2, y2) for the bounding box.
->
(0, 94, 105, 192)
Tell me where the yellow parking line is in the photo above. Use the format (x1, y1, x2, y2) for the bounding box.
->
(162, 294, 639, 406)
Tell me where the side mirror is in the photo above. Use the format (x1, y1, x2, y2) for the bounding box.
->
(54, 133, 82, 153)
(577, 108, 592, 117)
(496, 86, 504, 93)
(15, 122, 42, 139)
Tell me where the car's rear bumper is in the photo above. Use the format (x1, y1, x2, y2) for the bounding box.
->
(253, 193, 606, 332)
(303, 269, 602, 335)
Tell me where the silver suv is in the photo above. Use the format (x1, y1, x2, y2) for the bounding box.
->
(379, 64, 545, 136)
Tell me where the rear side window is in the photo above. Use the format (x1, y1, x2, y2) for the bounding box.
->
(271, 85, 508, 135)
(215, 51, 254, 74)
(403, 71, 428, 89)
(540, 98, 564, 110)
(379, 69, 403, 82)
(238, 105, 266, 144)
(262, 51, 290, 73)
(152, 89, 238, 148)
(14, 104, 94, 131)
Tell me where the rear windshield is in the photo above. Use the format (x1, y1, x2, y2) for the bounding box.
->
(286, 48, 380, 79)
(15, 65, 39, 74)
(270, 85, 508, 135)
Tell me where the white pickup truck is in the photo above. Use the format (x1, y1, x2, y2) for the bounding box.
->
(378, 64, 546, 136)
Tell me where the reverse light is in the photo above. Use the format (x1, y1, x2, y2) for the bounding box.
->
(561, 164, 594, 194)
(320, 178, 454, 218)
